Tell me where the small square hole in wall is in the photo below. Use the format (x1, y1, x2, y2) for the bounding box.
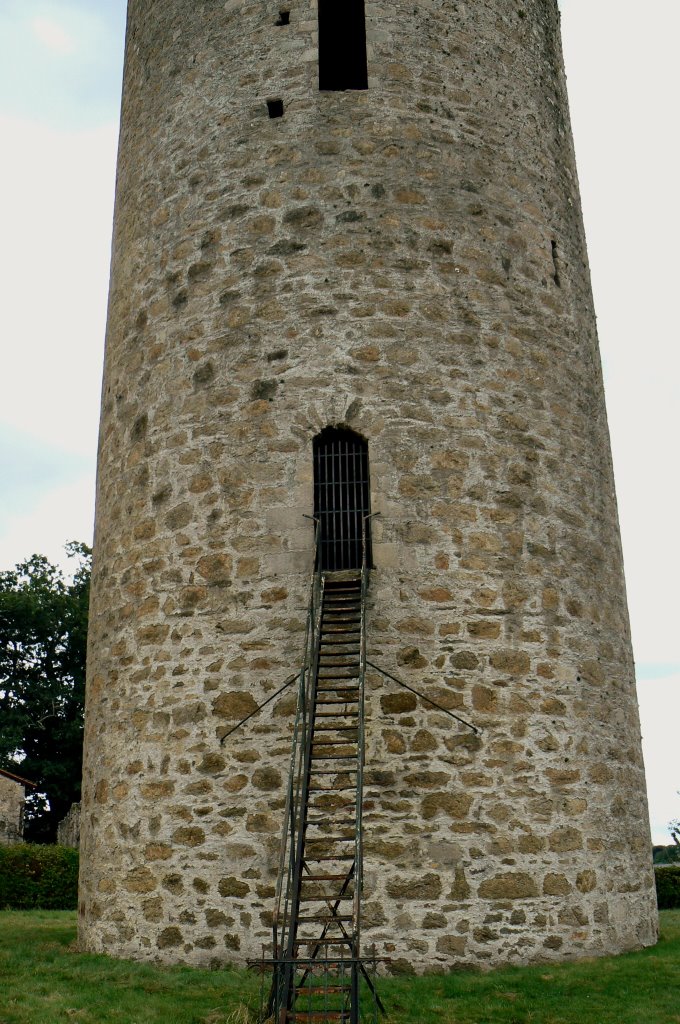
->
(267, 98, 284, 118)
(276, 10, 290, 25)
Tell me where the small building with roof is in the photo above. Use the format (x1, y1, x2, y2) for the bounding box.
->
(0, 767, 35, 845)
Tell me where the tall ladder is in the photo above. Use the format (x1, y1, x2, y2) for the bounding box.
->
(268, 542, 378, 1023)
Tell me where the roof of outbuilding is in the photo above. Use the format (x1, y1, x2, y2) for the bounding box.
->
(0, 767, 36, 788)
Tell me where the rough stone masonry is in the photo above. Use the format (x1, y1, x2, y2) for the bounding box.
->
(0, 769, 29, 845)
(79, 0, 658, 972)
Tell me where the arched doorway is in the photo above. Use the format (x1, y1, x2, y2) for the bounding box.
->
(313, 427, 371, 571)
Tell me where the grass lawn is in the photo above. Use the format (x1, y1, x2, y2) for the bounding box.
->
(0, 909, 678, 1023)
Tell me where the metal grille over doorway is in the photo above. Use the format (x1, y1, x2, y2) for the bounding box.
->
(313, 427, 371, 571)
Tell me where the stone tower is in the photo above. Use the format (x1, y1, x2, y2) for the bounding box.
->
(79, 0, 657, 971)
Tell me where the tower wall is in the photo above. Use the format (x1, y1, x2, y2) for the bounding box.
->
(79, 0, 657, 970)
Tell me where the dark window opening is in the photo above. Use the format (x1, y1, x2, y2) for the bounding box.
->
(318, 0, 368, 91)
(276, 10, 290, 26)
(267, 98, 284, 118)
(313, 427, 371, 571)
(551, 239, 561, 287)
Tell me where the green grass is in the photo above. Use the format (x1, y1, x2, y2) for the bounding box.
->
(0, 910, 679, 1023)
(382, 910, 680, 1023)
(0, 911, 258, 1024)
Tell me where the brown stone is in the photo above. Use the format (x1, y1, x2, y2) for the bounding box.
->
(197, 753, 226, 775)
(468, 620, 501, 639)
(172, 827, 206, 847)
(246, 812, 278, 834)
(137, 624, 170, 645)
(252, 767, 282, 791)
(382, 729, 407, 754)
(422, 792, 473, 821)
(218, 877, 250, 898)
(548, 827, 583, 853)
(157, 927, 183, 949)
(223, 774, 248, 793)
(478, 873, 539, 900)
(205, 908, 229, 927)
(543, 873, 572, 896)
(576, 870, 597, 893)
(363, 902, 388, 927)
(489, 650, 530, 674)
(423, 912, 447, 929)
(162, 874, 183, 894)
(545, 768, 581, 786)
(518, 834, 546, 854)
(404, 771, 451, 789)
(436, 935, 467, 956)
(196, 554, 232, 584)
(380, 693, 417, 714)
(471, 685, 498, 713)
(418, 587, 453, 603)
(124, 867, 157, 894)
(558, 906, 589, 926)
(411, 729, 437, 753)
(386, 873, 442, 900)
(283, 205, 323, 230)
(397, 646, 427, 669)
(364, 838, 408, 861)
(142, 897, 163, 922)
(450, 651, 478, 670)
(397, 616, 435, 636)
(212, 691, 259, 719)
(145, 844, 173, 862)
(449, 867, 472, 901)
(165, 503, 192, 530)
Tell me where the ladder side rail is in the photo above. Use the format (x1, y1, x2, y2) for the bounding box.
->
(272, 664, 305, 962)
(280, 572, 326, 1012)
(272, 520, 321, 957)
(351, 517, 371, 1024)
(282, 569, 321, 951)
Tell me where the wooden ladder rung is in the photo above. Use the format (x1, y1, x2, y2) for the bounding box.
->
(315, 712, 360, 720)
(286, 1012, 350, 1022)
(311, 741, 358, 749)
(295, 986, 350, 996)
(313, 725, 358, 731)
(305, 835, 355, 843)
(293, 937, 353, 946)
(298, 895, 353, 902)
(310, 754, 357, 760)
(305, 854, 355, 861)
(307, 818, 356, 827)
(297, 915, 353, 924)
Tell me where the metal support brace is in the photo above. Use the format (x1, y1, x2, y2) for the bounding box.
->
(366, 660, 481, 735)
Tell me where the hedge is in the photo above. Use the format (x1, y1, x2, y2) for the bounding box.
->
(655, 865, 680, 910)
(0, 845, 79, 910)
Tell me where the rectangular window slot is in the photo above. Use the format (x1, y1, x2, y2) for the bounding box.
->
(318, 0, 368, 91)
(276, 10, 290, 26)
(267, 98, 284, 119)
(551, 239, 561, 287)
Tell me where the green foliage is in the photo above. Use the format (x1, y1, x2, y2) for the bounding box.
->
(670, 816, 680, 846)
(653, 844, 680, 865)
(0, 845, 79, 910)
(655, 865, 680, 909)
(0, 542, 90, 841)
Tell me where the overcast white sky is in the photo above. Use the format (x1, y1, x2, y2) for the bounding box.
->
(0, 1, 677, 844)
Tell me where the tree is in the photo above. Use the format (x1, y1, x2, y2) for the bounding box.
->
(670, 799, 680, 848)
(0, 543, 90, 842)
